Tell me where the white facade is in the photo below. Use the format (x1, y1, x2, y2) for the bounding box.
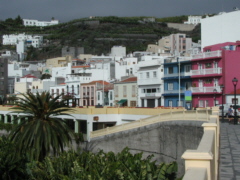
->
(23, 19, 59, 27)
(110, 46, 126, 57)
(137, 55, 165, 107)
(115, 56, 138, 80)
(201, 11, 240, 49)
(184, 16, 202, 25)
(3, 33, 43, 48)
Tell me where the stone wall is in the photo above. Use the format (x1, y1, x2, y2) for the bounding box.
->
(88, 120, 204, 177)
(167, 23, 196, 31)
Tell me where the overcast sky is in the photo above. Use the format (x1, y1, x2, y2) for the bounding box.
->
(1, 0, 240, 22)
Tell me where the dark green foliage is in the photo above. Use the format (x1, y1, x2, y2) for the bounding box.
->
(40, 73, 52, 80)
(0, 122, 15, 132)
(0, 136, 29, 180)
(26, 147, 179, 180)
(9, 91, 75, 161)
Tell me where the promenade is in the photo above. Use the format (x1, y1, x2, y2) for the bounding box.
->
(219, 121, 240, 180)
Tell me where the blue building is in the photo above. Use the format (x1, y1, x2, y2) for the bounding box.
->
(162, 57, 192, 108)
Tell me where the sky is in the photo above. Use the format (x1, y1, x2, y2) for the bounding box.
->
(0, 0, 240, 22)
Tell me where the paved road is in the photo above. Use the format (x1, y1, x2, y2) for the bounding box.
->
(219, 121, 240, 180)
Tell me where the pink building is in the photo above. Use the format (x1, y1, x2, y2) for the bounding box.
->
(80, 81, 110, 106)
(191, 41, 240, 107)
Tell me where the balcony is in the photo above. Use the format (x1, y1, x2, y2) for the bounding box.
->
(190, 67, 222, 76)
(138, 78, 161, 85)
(190, 86, 221, 93)
(192, 50, 222, 60)
(163, 89, 186, 94)
(139, 92, 162, 98)
(163, 72, 191, 78)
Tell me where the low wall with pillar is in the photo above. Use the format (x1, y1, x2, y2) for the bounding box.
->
(181, 107, 220, 180)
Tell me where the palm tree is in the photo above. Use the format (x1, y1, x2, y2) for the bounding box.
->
(9, 91, 75, 161)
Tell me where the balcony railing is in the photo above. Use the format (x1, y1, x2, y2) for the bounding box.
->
(138, 78, 161, 85)
(190, 86, 221, 93)
(163, 89, 186, 94)
(191, 67, 222, 76)
(164, 72, 191, 78)
(192, 50, 222, 60)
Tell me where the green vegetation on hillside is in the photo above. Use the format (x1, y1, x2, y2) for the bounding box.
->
(0, 15, 201, 60)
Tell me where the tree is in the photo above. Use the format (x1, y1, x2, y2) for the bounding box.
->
(40, 73, 52, 80)
(9, 91, 76, 161)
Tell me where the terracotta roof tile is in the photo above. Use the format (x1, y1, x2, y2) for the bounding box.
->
(21, 74, 37, 78)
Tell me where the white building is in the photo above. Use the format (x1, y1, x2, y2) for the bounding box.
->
(110, 46, 126, 57)
(3, 33, 43, 48)
(115, 55, 138, 80)
(146, 34, 192, 56)
(23, 19, 59, 27)
(184, 16, 202, 25)
(201, 10, 240, 49)
(137, 55, 165, 107)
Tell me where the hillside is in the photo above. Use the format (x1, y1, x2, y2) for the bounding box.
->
(0, 16, 201, 60)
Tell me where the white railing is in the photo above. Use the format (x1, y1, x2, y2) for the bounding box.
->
(190, 86, 221, 93)
(192, 50, 222, 60)
(138, 78, 161, 85)
(163, 89, 186, 94)
(191, 68, 222, 76)
(164, 72, 191, 78)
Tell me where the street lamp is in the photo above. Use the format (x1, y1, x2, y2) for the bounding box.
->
(232, 77, 238, 125)
(220, 85, 224, 122)
(213, 88, 217, 106)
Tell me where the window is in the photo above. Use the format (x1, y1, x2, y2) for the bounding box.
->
(153, 71, 157, 78)
(168, 83, 173, 90)
(132, 85, 136, 97)
(185, 82, 191, 90)
(139, 73, 143, 79)
(115, 86, 118, 97)
(57, 89, 59, 96)
(146, 72, 150, 78)
(185, 65, 191, 72)
(98, 92, 100, 100)
(130, 101, 137, 107)
(62, 88, 64, 95)
(110, 91, 113, 100)
(123, 86, 127, 97)
(232, 98, 238, 104)
(199, 100, 204, 107)
(205, 79, 212, 84)
(168, 100, 173, 107)
(205, 63, 212, 68)
(168, 67, 173, 74)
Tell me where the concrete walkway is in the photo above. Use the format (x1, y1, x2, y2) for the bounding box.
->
(219, 121, 240, 180)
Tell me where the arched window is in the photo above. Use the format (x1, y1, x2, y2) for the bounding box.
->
(36, 86, 38, 89)
(62, 88, 64, 95)
(51, 89, 54, 95)
(57, 89, 59, 96)
(77, 85, 80, 95)
(33, 86, 35, 89)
